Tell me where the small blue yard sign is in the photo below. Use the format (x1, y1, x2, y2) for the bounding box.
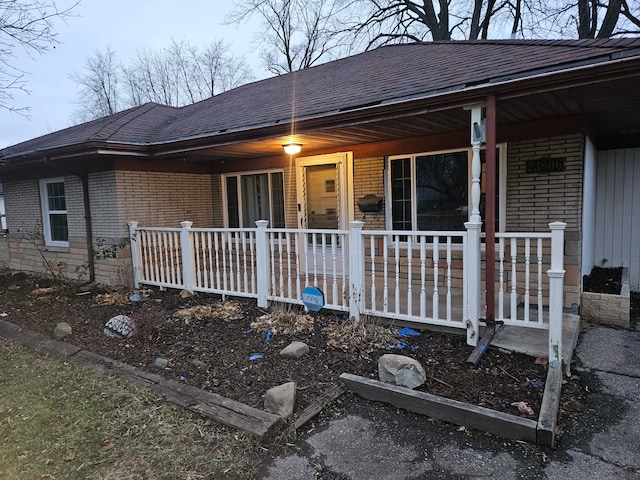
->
(301, 286, 325, 312)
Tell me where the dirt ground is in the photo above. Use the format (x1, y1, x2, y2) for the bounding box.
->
(0, 272, 553, 421)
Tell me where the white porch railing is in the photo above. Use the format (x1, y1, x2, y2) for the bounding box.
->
(128, 220, 566, 368)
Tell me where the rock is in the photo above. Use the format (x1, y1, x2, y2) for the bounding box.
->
(279, 341, 309, 359)
(53, 322, 72, 340)
(191, 359, 207, 368)
(179, 289, 193, 299)
(103, 315, 136, 339)
(264, 382, 297, 418)
(152, 358, 169, 369)
(378, 354, 426, 389)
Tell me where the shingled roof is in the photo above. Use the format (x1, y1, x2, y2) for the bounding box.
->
(2, 38, 640, 161)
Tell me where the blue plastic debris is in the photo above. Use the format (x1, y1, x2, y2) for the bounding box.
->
(179, 375, 186, 382)
(129, 293, 142, 302)
(249, 354, 263, 361)
(245, 328, 253, 334)
(265, 329, 272, 342)
(411, 345, 419, 351)
(236, 314, 244, 320)
(387, 341, 407, 349)
(532, 379, 545, 388)
(399, 327, 420, 337)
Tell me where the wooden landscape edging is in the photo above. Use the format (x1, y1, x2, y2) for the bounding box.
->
(0, 319, 282, 439)
(340, 371, 561, 446)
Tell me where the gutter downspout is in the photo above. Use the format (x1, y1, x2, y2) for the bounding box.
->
(79, 172, 96, 284)
(485, 95, 497, 322)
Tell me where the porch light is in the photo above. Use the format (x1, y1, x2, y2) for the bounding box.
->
(283, 143, 302, 155)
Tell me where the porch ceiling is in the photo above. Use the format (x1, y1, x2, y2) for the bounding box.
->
(182, 75, 640, 163)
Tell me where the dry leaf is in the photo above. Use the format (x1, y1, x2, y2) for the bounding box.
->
(511, 401, 534, 415)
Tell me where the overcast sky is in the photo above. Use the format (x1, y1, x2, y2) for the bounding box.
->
(0, 0, 265, 148)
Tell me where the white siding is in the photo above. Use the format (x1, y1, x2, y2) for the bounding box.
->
(594, 148, 640, 290)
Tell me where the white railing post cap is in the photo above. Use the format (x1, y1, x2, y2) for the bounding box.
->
(548, 221, 567, 230)
(349, 220, 364, 229)
(255, 220, 269, 227)
(180, 221, 193, 228)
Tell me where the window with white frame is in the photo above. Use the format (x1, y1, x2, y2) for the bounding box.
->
(388, 146, 505, 233)
(224, 170, 286, 228)
(39, 177, 69, 246)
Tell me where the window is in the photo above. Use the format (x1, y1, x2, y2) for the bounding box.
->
(224, 171, 285, 228)
(388, 146, 504, 233)
(39, 177, 69, 246)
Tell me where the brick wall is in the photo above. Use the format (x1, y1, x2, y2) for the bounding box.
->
(5, 170, 216, 287)
(353, 156, 386, 230)
(113, 170, 215, 232)
(5, 176, 90, 282)
(506, 134, 584, 307)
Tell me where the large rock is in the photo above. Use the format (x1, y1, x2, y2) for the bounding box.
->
(53, 322, 72, 340)
(378, 354, 426, 389)
(279, 341, 309, 359)
(264, 382, 297, 418)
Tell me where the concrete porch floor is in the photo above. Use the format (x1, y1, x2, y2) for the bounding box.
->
(491, 313, 581, 373)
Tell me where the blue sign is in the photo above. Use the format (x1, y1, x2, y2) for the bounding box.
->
(301, 286, 325, 312)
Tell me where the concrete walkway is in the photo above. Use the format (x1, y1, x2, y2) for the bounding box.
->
(259, 325, 640, 479)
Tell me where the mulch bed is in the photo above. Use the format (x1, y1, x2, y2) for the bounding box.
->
(0, 273, 548, 420)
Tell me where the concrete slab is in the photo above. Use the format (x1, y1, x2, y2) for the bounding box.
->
(576, 327, 640, 377)
(574, 327, 640, 474)
(305, 415, 433, 480)
(546, 449, 639, 480)
(492, 313, 580, 364)
(587, 371, 640, 471)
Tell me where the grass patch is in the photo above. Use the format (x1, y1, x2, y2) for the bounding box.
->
(0, 338, 263, 479)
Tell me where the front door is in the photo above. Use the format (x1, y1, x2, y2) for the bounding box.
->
(296, 153, 354, 274)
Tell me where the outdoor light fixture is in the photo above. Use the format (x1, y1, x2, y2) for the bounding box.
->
(282, 143, 302, 155)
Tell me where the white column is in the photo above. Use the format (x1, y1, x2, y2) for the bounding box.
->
(348, 220, 365, 321)
(465, 105, 484, 346)
(255, 220, 271, 309)
(548, 221, 566, 369)
(180, 221, 195, 293)
(127, 221, 140, 288)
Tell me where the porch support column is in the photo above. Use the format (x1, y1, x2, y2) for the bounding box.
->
(465, 104, 485, 346)
(128, 221, 140, 288)
(255, 220, 271, 309)
(348, 220, 365, 321)
(548, 221, 566, 370)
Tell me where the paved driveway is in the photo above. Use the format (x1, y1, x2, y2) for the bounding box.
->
(259, 326, 640, 479)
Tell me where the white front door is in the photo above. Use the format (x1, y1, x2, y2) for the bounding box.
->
(296, 153, 354, 274)
(296, 152, 353, 231)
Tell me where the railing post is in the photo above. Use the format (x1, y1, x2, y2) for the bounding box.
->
(547, 221, 566, 370)
(349, 221, 365, 321)
(127, 221, 140, 288)
(180, 221, 195, 293)
(465, 220, 482, 346)
(255, 220, 271, 309)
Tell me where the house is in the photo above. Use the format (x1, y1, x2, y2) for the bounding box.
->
(1, 40, 639, 342)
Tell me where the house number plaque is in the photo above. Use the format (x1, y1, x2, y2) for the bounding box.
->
(526, 157, 565, 174)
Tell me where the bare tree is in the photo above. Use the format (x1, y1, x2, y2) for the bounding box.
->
(0, 0, 78, 113)
(70, 39, 255, 120)
(69, 47, 121, 122)
(348, 0, 640, 47)
(228, 0, 353, 74)
(344, 0, 518, 47)
(544, 0, 640, 38)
